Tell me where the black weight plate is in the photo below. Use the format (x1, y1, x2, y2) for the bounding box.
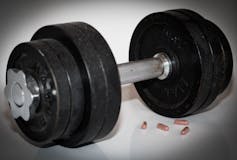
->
(163, 11, 215, 115)
(165, 10, 218, 113)
(40, 38, 85, 144)
(32, 22, 121, 147)
(42, 37, 85, 144)
(204, 20, 233, 94)
(129, 12, 213, 117)
(175, 9, 233, 93)
(174, 9, 233, 109)
(170, 10, 220, 111)
(7, 39, 72, 147)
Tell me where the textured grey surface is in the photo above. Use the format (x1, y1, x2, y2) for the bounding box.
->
(0, 0, 236, 160)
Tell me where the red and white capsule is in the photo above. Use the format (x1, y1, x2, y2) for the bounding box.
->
(141, 121, 147, 129)
(174, 119, 189, 125)
(180, 126, 190, 135)
(157, 123, 169, 131)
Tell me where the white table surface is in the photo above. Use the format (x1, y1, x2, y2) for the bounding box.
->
(0, 1, 236, 160)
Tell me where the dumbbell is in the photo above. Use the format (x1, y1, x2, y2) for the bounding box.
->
(4, 9, 233, 148)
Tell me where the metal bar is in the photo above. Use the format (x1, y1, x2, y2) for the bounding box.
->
(118, 53, 171, 85)
(118, 57, 163, 85)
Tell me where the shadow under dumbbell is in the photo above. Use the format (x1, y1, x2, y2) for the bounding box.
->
(35, 144, 108, 160)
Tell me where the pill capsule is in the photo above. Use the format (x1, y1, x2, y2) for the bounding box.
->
(141, 121, 147, 129)
(174, 119, 189, 125)
(157, 123, 169, 131)
(181, 127, 190, 135)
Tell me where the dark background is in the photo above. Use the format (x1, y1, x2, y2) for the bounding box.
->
(0, 0, 236, 159)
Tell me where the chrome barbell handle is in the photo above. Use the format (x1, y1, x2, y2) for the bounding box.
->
(118, 53, 172, 85)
